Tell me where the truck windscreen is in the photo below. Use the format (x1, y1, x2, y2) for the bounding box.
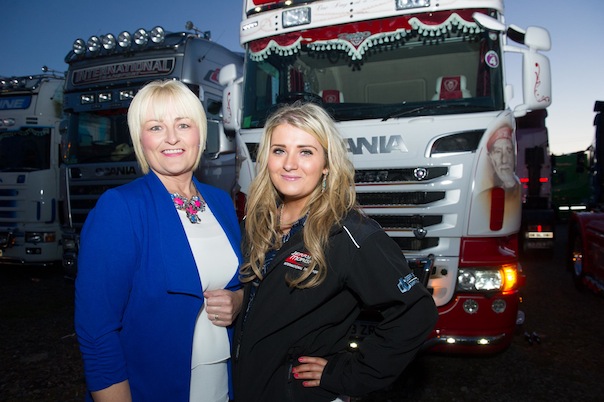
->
(242, 27, 504, 128)
(62, 109, 133, 164)
(0, 128, 52, 171)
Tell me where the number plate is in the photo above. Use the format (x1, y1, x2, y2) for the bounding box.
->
(350, 320, 376, 337)
(527, 241, 554, 249)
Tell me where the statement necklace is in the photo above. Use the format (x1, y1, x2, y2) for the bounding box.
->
(171, 192, 206, 224)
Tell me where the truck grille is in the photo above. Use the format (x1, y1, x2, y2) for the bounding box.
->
(68, 182, 129, 229)
(65, 164, 141, 230)
(391, 237, 439, 251)
(0, 190, 18, 221)
(370, 214, 442, 230)
(354, 167, 447, 253)
(357, 191, 445, 206)
(355, 167, 448, 184)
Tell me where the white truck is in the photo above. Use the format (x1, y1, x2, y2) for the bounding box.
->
(60, 25, 243, 277)
(0, 74, 64, 266)
(219, 0, 552, 354)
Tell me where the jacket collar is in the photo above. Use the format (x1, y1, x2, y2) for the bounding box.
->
(140, 172, 203, 298)
(144, 172, 241, 298)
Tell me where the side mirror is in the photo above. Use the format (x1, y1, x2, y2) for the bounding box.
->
(508, 25, 551, 51)
(512, 25, 552, 116)
(219, 63, 238, 86)
(219, 63, 243, 132)
(473, 12, 552, 117)
(204, 120, 235, 160)
(524, 26, 551, 51)
(515, 49, 551, 117)
(506, 24, 553, 116)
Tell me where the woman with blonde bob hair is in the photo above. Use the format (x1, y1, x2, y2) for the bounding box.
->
(76, 79, 243, 402)
(232, 101, 438, 402)
(128, 79, 207, 174)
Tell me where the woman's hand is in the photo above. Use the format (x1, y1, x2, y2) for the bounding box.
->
(291, 356, 327, 387)
(203, 288, 244, 327)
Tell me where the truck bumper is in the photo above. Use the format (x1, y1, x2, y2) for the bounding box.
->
(425, 292, 521, 355)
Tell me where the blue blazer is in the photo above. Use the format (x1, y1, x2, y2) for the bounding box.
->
(75, 171, 242, 401)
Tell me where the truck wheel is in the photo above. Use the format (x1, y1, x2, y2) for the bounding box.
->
(570, 227, 585, 291)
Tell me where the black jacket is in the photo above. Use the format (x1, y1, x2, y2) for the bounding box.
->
(232, 210, 438, 401)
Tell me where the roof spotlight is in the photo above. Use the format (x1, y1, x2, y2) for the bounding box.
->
(133, 28, 149, 46)
(102, 33, 116, 50)
(150, 26, 165, 43)
(118, 31, 132, 48)
(87, 36, 101, 52)
(73, 38, 86, 55)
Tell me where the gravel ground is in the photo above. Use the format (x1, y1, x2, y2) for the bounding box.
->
(0, 265, 85, 401)
(1, 223, 603, 401)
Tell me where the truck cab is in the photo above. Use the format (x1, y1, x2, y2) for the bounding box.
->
(60, 25, 243, 276)
(0, 74, 64, 266)
(220, 0, 552, 354)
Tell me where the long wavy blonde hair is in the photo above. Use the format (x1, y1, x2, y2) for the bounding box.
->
(240, 102, 357, 288)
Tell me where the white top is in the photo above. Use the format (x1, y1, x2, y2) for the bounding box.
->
(177, 205, 238, 368)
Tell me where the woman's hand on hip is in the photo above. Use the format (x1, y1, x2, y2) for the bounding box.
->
(203, 288, 244, 327)
(291, 356, 327, 387)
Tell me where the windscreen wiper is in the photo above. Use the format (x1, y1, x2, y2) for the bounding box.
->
(382, 102, 481, 121)
(382, 106, 427, 121)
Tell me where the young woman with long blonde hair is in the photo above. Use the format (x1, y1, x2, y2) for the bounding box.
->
(232, 101, 438, 402)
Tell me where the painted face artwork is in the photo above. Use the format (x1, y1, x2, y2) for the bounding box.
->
(267, 123, 327, 208)
(487, 126, 516, 189)
(140, 104, 200, 180)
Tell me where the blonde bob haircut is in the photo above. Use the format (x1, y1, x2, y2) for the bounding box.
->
(127, 79, 207, 174)
(241, 101, 357, 289)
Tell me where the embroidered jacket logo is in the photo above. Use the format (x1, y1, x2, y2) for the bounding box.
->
(284, 251, 317, 274)
(397, 273, 419, 293)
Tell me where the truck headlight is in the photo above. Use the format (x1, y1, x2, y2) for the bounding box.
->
(457, 265, 519, 292)
(25, 232, 56, 243)
(395, 0, 430, 10)
(282, 7, 311, 28)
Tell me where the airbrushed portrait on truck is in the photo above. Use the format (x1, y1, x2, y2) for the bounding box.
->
(219, 0, 552, 355)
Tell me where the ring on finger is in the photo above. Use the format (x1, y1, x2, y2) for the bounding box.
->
(214, 314, 219, 321)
